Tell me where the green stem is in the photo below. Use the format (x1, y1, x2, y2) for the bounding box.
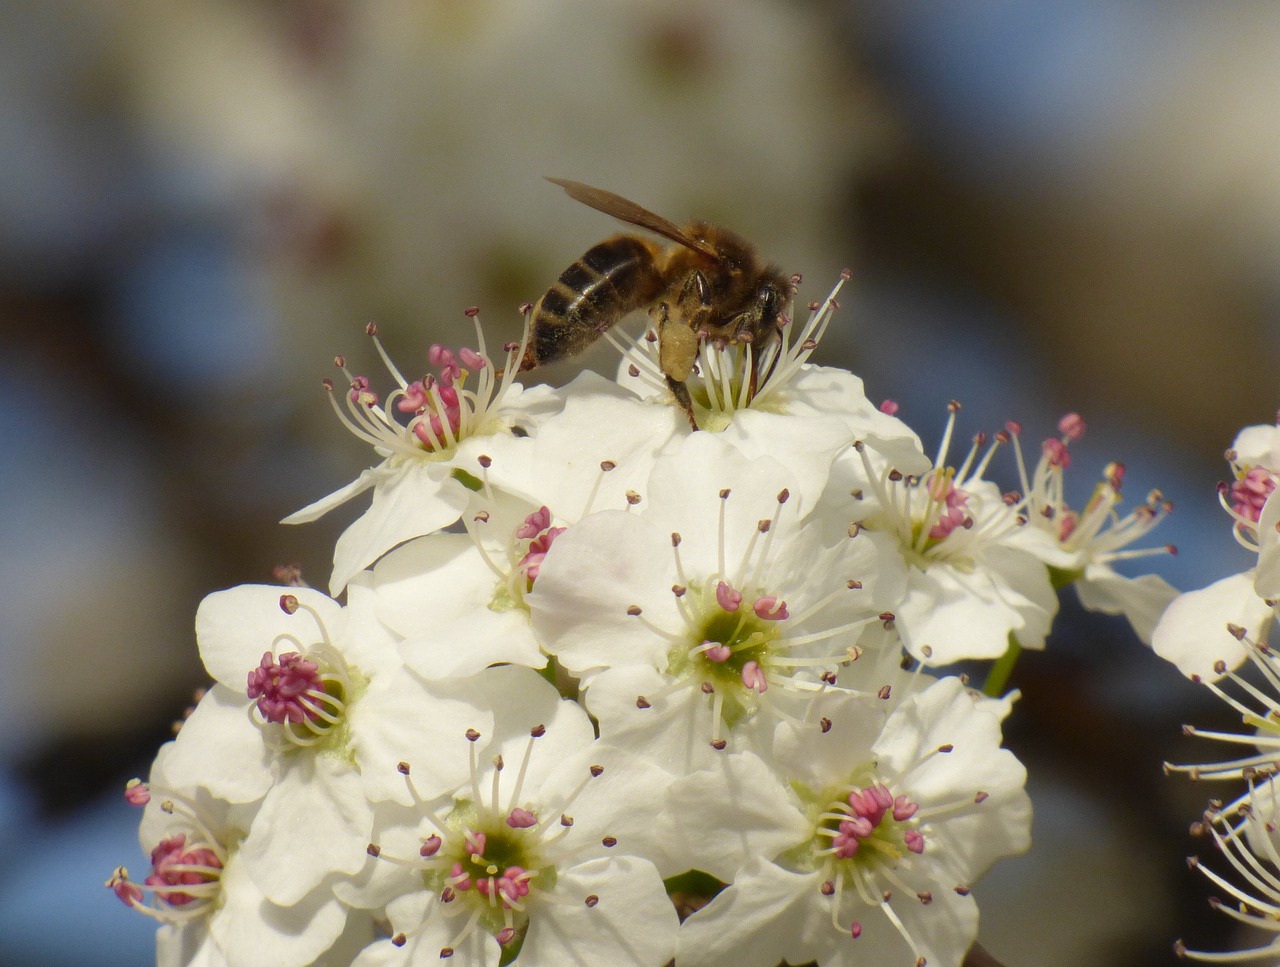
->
(983, 635, 1022, 698)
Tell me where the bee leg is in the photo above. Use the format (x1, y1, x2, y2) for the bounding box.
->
(665, 374, 699, 431)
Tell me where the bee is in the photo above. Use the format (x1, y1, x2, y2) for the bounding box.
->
(516, 178, 792, 429)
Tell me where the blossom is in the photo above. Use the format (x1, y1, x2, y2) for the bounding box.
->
(847, 403, 1059, 664)
(664, 676, 1030, 967)
(528, 431, 897, 772)
(346, 666, 677, 967)
(1006, 413, 1178, 643)
(1177, 777, 1280, 963)
(1153, 422, 1279, 679)
(614, 273, 929, 504)
(108, 744, 364, 967)
(167, 580, 490, 906)
(283, 313, 561, 593)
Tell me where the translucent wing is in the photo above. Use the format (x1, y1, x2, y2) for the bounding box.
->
(546, 177, 720, 260)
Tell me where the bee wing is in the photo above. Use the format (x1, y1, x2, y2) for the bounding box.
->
(546, 177, 720, 260)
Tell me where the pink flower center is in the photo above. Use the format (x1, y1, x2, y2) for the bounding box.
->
(1231, 466, 1277, 524)
(516, 506, 566, 586)
(389, 342, 486, 452)
(246, 650, 325, 724)
(143, 834, 223, 907)
(829, 782, 924, 861)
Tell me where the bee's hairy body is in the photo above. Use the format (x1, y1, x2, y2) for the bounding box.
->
(519, 180, 791, 429)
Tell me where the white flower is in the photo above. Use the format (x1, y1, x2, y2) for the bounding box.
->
(348, 666, 677, 967)
(846, 403, 1059, 664)
(528, 432, 896, 772)
(1006, 413, 1177, 643)
(283, 313, 561, 594)
(108, 744, 365, 967)
(1152, 422, 1280, 678)
(1177, 776, 1280, 963)
(665, 676, 1030, 967)
(614, 273, 929, 502)
(170, 580, 490, 906)
(1164, 626, 1280, 816)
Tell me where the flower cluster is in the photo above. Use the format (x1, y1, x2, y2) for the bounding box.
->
(1149, 416, 1280, 961)
(112, 285, 1177, 966)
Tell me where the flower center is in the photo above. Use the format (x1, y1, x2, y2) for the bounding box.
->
(244, 595, 361, 751)
(820, 782, 924, 872)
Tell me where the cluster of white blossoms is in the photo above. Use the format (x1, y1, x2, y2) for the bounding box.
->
(110, 277, 1181, 967)
(1150, 417, 1280, 962)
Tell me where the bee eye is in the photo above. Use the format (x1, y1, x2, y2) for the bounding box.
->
(758, 286, 779, 315)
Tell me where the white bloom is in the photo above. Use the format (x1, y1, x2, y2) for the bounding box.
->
(1152, 422, 1280, 678)
(283, 314, 561, 594)
(1006, 413, 1177, 643)
(108, 744, 364, 967)
(666, 676, 1030, 967)
(1177, 777, 1280, 963)
(171, 580, 490, 906)
(529, 432, 897, 772)
(847, 404, 1059, 664)
(349, 666, 677, 967)
(614, 273, 928, 501)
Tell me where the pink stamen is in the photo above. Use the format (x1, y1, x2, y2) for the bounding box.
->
(1057, 412, 1086, 441)
(1231, 467, 1278, 524)
(124, 780, 151, 806)
(348, 375, 378, 406)
(458, 347, 486, 371)
(904, 829, 925, 854)
(506, 808, 538, 829)
(892, 795, 919, 821)
(143, 835, 222, 907)
(397, 380, 428, 413)
(420, 835, 443, 857)
(107, 869, 144, 908)
(449, 862, 472, 892)
(716, 581, 742, 613)
(463, 831, 486, 857)
(879, 399, 899, 415)
(246, 651, 324, 725)
(516, 507, 553, 540)
(741, 660, 769, 694)
(702, 641, 732, 663)
(1041, 437, 1070, 469)
(752, 596, 788, 621)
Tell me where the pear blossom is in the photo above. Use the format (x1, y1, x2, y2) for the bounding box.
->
(614, 273, 929, 502)
(348, 666, 677, 967)
(108, 744, 364, 967)
(665, 676, 1030, 967)
(1006, 413, 1178, 643)
(283, 312, 561, 594)
(1164, 625, 1280, 819)
(1153, 422, 1280, 678)
(169, 579, 491, 907)
(1177, 776, 1280, 963)
(847, 402, 1059, 665)
(529, 431, 899, 772)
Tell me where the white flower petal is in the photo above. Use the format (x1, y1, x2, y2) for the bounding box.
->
(1075, 566, 1179, 644)
(522, 856, 677, 967)
(196, 585, 344, 687)
(1152, 571, 1273, 679)
(238, 756, 373, 906)
(162, 683, 274, 804)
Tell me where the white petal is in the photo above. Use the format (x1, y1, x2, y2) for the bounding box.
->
(238, 756, 373, 906)
(895, 564, 1025, 664)
(1255, 488, 1280, 598)
(527, 511, 679, 675)
(196, 585, 343, 687)
(522, 856, 677, 967)
(677, 860, 825, 967)
(163, 683, 274, 803)
(1151, 571, 1273, 679)
(329, 462, 469, 594)
(352, 672, 495, 806)
(209, 850, 350, 967)
(281, 468, 378, 524)
(659, 752, 811, 881)
(1075, 567, 1179, 643)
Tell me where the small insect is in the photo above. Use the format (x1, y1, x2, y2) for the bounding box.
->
(516, 178, 792, 429)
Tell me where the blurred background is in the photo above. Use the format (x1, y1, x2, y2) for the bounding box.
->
(1, 1, 1274, 964)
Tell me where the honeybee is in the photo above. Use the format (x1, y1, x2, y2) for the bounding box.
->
(517, 178, 792, 429)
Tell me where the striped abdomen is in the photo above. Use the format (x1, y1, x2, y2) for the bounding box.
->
(522, 235, 666, 369)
